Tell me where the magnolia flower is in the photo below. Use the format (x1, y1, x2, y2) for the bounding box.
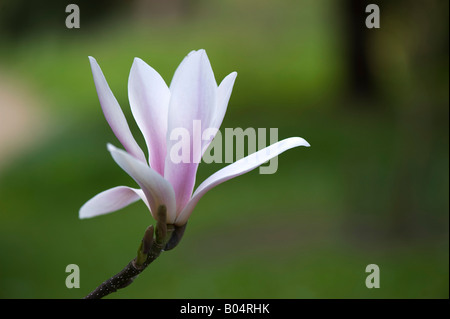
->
(80, 50, 310, 227)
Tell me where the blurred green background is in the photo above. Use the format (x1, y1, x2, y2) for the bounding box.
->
(0, 0, 448, 299)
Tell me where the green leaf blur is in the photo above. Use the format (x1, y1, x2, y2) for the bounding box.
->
(0, 0, 448, 298)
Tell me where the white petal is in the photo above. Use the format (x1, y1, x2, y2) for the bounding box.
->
(128, 58, 170, 175)
(79, 186, 148, 219)
(212, 71, 237, 131)
(202, 71, 237, 155)
(164, 49, 217, 214)
(88, 57, 146, 162)
(108, 144, 177, 224)
(175, 137, 310, 225)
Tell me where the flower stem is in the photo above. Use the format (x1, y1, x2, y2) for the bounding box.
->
(83, 232, 165, 299)
(83, 206, 176, 299)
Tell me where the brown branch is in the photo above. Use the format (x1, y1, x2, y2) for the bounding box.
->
(83, 235, 165, 299)
(83, 206, 186, 299)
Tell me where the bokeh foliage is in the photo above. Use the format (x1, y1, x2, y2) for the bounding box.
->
(0, 0, 448, 298)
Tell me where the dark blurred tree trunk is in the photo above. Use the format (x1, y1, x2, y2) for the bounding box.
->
(345, 0, 374, 99)
(387, 0, 449, 239)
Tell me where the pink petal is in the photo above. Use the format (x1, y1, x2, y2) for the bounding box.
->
(128, 58, 170, 175)
(79, 186, 148, 219)
(174, 137, 310, 225)
(164, 49, 217, 214)
(108, 144, 177, 224)
(88, 57, 146, 162)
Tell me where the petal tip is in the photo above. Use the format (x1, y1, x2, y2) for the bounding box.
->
(187, 49, 207, 60)
(107, 143, 117, 152)
(226, 71, 238, 81)
(79, 207, 90, 219)
(88, 56, 98, 65)
(132, 57, 145, 66)
(195, 48, 206, 55)
(295, 137, 310, 147)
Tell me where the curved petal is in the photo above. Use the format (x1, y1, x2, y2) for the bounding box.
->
(202, 71, 237, 155)
(212, 71, 237, 131)
(79, 186, 148, 219)
(108, 144, 177, 224)
(128, 58, 170, 175)
(88, 57, 146, 162)
(175, 137, 310, 226)
(164, 49, 217, 214)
